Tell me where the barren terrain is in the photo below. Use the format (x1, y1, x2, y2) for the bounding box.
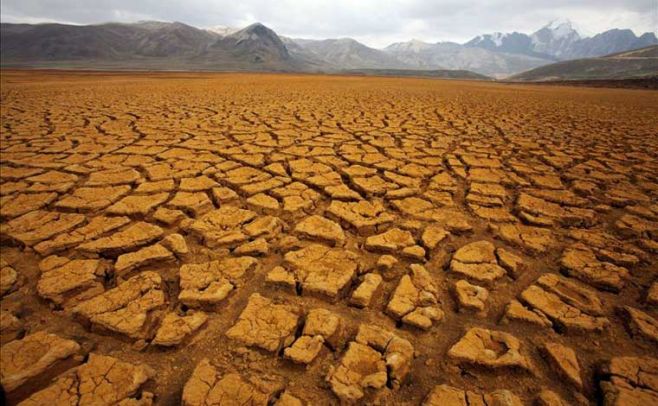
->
(1, 70, 657, 405)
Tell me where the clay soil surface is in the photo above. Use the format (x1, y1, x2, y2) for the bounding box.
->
(1, 70, 658, 405)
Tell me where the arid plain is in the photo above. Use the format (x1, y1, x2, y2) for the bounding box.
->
(1, 70, 657, 405)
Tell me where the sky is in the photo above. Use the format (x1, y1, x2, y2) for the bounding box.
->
(1, 0, 657, 48)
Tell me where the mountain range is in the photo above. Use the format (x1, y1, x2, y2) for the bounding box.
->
(465, 19, 657, 61)
(1, 19, 656, 79)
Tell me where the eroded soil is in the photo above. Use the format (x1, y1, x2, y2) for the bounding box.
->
(1, 70, 657, 405)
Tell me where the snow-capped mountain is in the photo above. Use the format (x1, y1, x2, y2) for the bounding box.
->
(464, 32, 545, 58)
(213, 23, 292, 64)
(464, 18, 657, 61)
(386, 19, 657, 77)
(464, 19, 581, 59)
(530, 19, 581, 58)
(467, 32, 510, 48)
(205, 25, 237, 37)
(384, 39, 435, 53)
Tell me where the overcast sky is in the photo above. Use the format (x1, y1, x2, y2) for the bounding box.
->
(2, 0, 657, 48)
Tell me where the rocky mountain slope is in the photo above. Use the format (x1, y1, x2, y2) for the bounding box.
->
(1, 21, 218, 60)
(509, 45, 658, 81)
(1, 21, 303, 71)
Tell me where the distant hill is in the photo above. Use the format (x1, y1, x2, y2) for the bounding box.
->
(509, 45, 658, 81)
(340, 68, 491, 80)
(288, 38, 411, 70)
(1, 21, 217, 60)
(382, 41, 551, 78)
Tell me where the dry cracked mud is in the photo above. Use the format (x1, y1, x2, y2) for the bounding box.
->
(0, 70, 657, 405)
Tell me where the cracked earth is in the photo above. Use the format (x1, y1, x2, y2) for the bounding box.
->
(1, 70, 657, 405)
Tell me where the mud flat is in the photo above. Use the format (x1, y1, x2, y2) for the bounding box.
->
(1, 70, 657, 405)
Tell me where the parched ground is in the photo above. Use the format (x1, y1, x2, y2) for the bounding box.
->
(1, 70, 657, 405)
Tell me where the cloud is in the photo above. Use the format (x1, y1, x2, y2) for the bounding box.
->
(1, 0, 655, 47)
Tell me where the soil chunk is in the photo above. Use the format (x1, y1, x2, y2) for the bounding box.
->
(326, 324, 413, 402)
(294, 215, 345, 245)
(226, 293, 300, 352)
(0, 331, 80, 392)
(599, 356, 658, 405)
(72, 271, 166, 339)
(543, 342, 583, 389)
(152, 311, 208, 346)
(77, 221, 164, 254)
(179, 257, 258, 306)
(284, 244, 360, 300)
(448, 327, 532, 371)
(386, 264, 443, 329)
(182, 358, 281, 406)
(18, 353, 155, 406)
